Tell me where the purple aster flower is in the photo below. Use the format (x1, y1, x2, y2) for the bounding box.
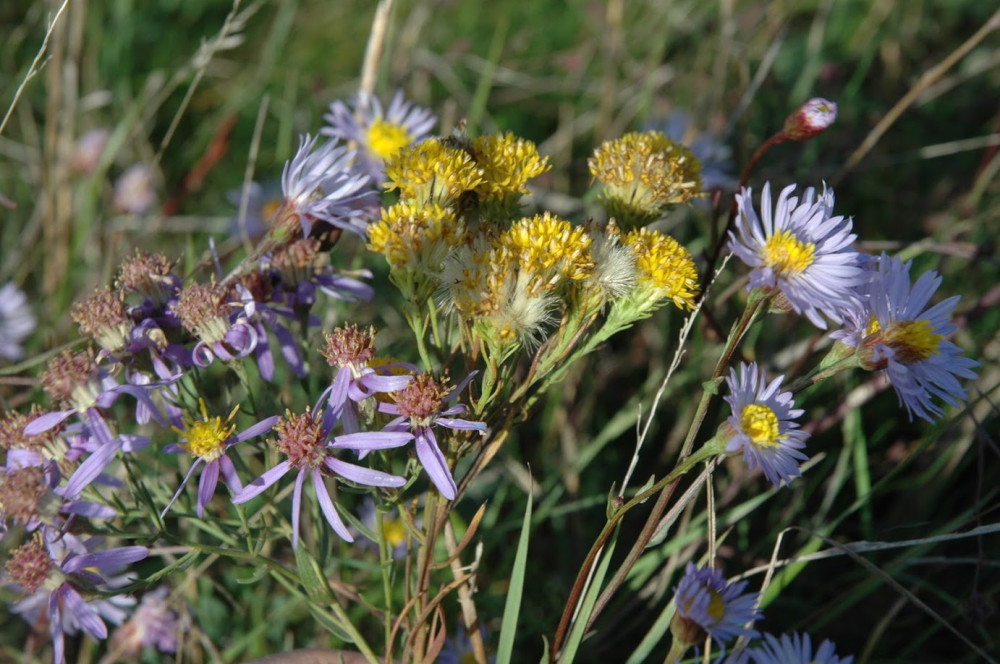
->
(22, 350, 166, 498)
(728, 183, 864, 329)
(831, 253, 979, 422)
(670, 562, 760, 648)
(279, 134, 376, 237)
(170, 280, 259, 367)
(231, 275, 306, 382)
(232, 408, 412, 548)
(112, 163, 157, 214)
(723, 362, 809, 487)
(379, 372, 486, 501)
(161, 400, 279, 518)
(746, 632, 853, 664)
(322, 90, 437, 182)
(0, 280, 36, 362)
(6, 529, 148, 664)
(319, 325, 415, 434)
(109, 586, 182, 657)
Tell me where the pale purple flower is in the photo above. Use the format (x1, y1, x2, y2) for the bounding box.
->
(0, 281, 36, 362)
(7, 529, 148, 664)
(672, 562, 760, 645)
(113, 164, 157, 214)
(729, 183, 864, 329)
(110, 586, 182, 656)
(322, 90, 436, 181)
(232, 408, 412, 548)
(161, 402, 279, 518)
(379, 372, 486, 501)
(724, 362, 809, 487)
(228, 180, 283, 241)
(746, 632, 853, 664)
(281, 134, 376, 237)
(831, 253, 979, 421)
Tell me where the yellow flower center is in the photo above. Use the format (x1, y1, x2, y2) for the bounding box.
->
(366, 118, 412, 160)
(865, 314, 881, 337)
(739, 404, 781, 448)
(763, 229, 815, 275)
(883, 319, 942, 364)
(382, 518, 408, 549)
(706, 587, 726, 621)
(174, 401, 239, 462)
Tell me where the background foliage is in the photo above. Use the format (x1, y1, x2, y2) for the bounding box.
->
(1, 0, 998, 661)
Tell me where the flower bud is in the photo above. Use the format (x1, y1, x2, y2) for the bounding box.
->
(782, 98, 837, 141)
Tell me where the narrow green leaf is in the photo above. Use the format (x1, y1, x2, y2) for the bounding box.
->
(497, 491, 533, 664)
(559, 526, 620, 664)
(294, 545, 333, 604)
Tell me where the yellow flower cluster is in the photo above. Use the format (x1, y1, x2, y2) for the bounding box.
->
(472, 132, 551, 200)
(373, 127, 701, 347)
(624, 227, 700, 310)
(589, 131, 702, 228)
(368, 202, 466, 273)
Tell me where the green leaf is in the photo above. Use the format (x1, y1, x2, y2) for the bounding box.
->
(497, 491, 533, 664)
(294, 545, 333, 604)
(559, 526, 620, 664)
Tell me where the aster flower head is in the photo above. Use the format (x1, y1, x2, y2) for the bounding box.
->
(109, 586, 182, 658)
(746, 632, 853, 664)
(6, 529, 148, 664)
(832, 253, 979, 422)
(723, 362, 809, 487)
(322, 90, 436, 181)
(379, 372, 486, 501)
(161, 400, 279, 518)
(729, 182, 864, 329)
(232, 407, 412, 548)
(588, 130, 703, 228)
(0, 280, 36, 362)
(671, 562, 760, 647)
(115, 250, 181, 313)
(113, 164, 157, 214)
(622, 227, 700, 311)
(171, 280, 258, 367)
(384, 137, 485, 206)
(368, 201, 468, 285)
(279, 134, 377, 238)
(72, 287, 134, 356)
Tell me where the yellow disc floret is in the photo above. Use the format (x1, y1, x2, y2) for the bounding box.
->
(366, 118, 413, 161)
(882, 319, 943, 364)
(472, 131, 551, 199)
(739, 404, 781, 448)
(588, 131, 702, 227)
(384, 138, 484, 205)
(763, 229, 815, 276)
(502, 213, 594, 295)
(624, 228, 700, 310)
(173, 400, 239, 462)
(368, 201, 467, 272)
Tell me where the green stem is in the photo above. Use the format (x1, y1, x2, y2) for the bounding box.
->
(376, 507, 394, 658)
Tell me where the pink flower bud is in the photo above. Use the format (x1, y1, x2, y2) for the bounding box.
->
(782, 98, 837, 141)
